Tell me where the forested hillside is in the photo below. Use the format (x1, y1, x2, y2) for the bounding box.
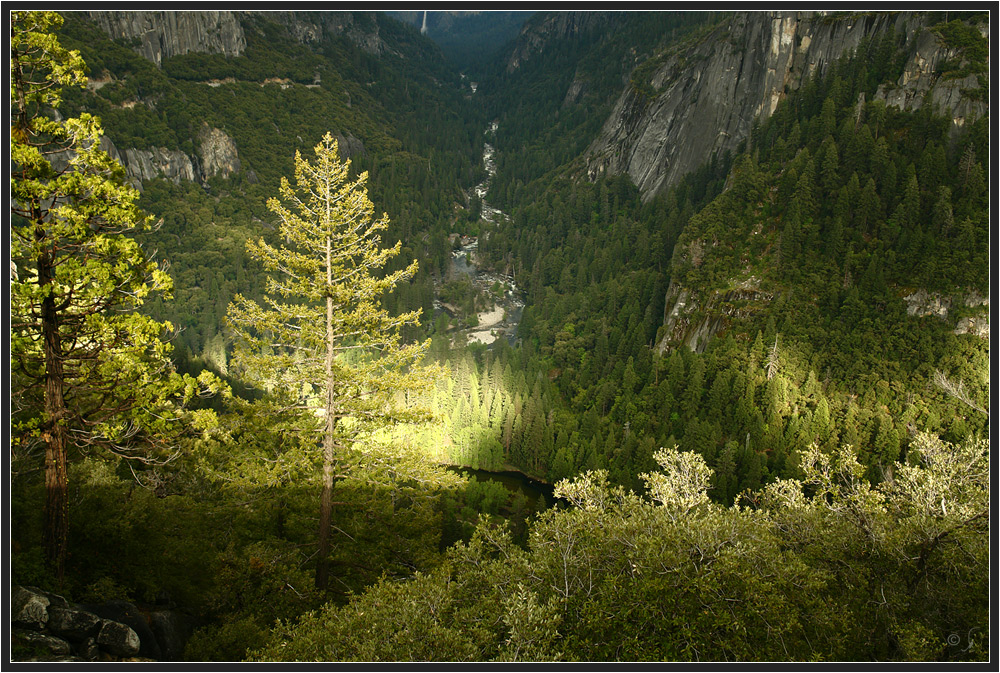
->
(52, 10, 487, 367)
(9, 9, 989, 663)
(462, 21, 990, 494)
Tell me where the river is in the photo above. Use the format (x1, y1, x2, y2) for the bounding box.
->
(434, 121, 525, 346)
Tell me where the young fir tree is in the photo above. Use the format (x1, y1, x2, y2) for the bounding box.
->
(10, 10, 224, 582)
(227, 133, 435, 591)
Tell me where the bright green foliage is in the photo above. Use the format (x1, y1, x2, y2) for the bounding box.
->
(10, 10, 226, 579)
(226, 132, 436, 445)
(253, 436, 988, 661)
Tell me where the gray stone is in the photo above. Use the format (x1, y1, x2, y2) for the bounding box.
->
(83, 599, 162, 660)
(197, 125, 241, 180)
(12, 586, 50, 630)
(22, 585, 70, 609)
(96, 620, 141, 658)
(584, 11, 987, 201)
(48, 606, 102, 641)
(14, 630, 72, 656)
(86, 11, 246, 66)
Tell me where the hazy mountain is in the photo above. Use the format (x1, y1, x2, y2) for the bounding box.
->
(387, 10, 535, 73)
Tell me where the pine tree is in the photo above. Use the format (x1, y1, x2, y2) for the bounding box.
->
(10, 11, 224, 581)
(227, 133, 434, 591)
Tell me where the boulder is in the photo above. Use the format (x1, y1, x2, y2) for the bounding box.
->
(48, 606, 102, 641)
(75, 636, 101, 661)
(12, 586, 51, 630)
(96, 620, 141, 658)
(149, 610, 196, 661)
(23, 585, 70, 609)
(14, 629, 72, 657)
(82, 599, 162, 660)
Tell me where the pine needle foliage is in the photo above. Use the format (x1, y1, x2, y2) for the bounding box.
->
(226, 133, 436, 589)
(10, 10, 226, 582)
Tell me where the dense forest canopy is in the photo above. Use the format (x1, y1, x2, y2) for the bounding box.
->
(8, 9, 990, 664)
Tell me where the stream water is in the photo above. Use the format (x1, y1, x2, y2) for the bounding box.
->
(449, 466, 557, 514)
(435, 121, 525, 346)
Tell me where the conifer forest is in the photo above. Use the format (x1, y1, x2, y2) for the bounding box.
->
(8, 9, 991, 664)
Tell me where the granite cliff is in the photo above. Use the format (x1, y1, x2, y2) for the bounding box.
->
(633, 11, 989, 355)
(86, 11, 246, 67)
(98, 125, 242, 189)
(87, 10, 395, 65)
(586, 11, 988, 202)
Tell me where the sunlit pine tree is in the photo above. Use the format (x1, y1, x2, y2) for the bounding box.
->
(226, 133, 435, 591)
(10, 10, 225, 582)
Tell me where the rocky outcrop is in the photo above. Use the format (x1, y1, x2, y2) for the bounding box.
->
(197, 124, 241, 180)
(124, 147, 197, 186)
(587, 11, 988, 201)
(903, 288, 952, 319)
(81, 600, 161, 660)
(334, 132, 368, 161)
(562, 74, 588, 107)
(247, 11, 395, 56)
(86, 11, 246, 67)
(905, 288, 990, 339)
(10, 586, 194, 663)
(12, 585, 65, 630)
(83, 10, 424, 64)
(655, 278, 774, 354)
(100, 126, 243, 188)
(874, 21, 989, 127)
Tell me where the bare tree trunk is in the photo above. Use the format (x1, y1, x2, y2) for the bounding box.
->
(315, 408, 335, 591)
(315, 226, 336, 591)
(40, 244, 69, 584)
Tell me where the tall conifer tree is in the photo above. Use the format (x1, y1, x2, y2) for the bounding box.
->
(10, 10, 223, 581)
(227, 133, 433, 590)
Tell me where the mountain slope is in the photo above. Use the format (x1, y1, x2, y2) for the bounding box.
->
(56, 10, 486, 361)
(467, 10, 988, 491)
(586, 10, 989, 200)
(388, 10, 535, 73)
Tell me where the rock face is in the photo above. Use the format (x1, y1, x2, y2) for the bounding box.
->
(100, 128, 242, 188)
(86, 10, 246, 67)
(904, 289, 952, 319)
(506, 11, 621, 73)
(874, 21, 989, 127)
(905, 289, 990, 339)
(587, 11, 988, 201)
(334, 132, 368, 161)
(122, 147, 197, 186)
(86, 10, 399, 63)
(655, 278, 774, 355)
(282, 11, 392, 56)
